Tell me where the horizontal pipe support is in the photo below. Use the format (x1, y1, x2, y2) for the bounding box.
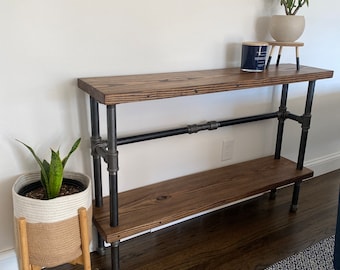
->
(93, 110, 309, 164)
(287, 113, 311, 130)
(287, 113, 303, 123)
(119, 112, 278, 145)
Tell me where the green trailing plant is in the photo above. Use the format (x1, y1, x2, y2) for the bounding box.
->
(280, 0, 309, 15)
(17, 138, 81, 199)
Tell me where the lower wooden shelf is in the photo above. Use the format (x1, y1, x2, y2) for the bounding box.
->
(93, 156, 313, 243)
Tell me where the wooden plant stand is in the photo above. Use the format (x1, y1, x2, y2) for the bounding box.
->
(17, 207, 91, 270)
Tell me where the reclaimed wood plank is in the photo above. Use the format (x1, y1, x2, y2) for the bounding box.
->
(93, 156, 313, 242)
(78, 65, 333, 105)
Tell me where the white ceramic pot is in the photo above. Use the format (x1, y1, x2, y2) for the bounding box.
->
(12, 171, 92, 268)
(270, 15, 305, 42)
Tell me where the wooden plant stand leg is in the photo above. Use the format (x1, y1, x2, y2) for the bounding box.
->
(265, 45, 276, 69)
(17, 218, 30, 270)
(17, 208, 91, 270)
(78, 207, 91, 270)
(266, 41, 304, 70)
(17, 217, 41, 270)
(69, 207, 92, 269)
(296, 46, 301, 70)
(276, 46, 283, 66)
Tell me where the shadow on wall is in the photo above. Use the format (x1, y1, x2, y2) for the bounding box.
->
(255, 16, 272, 42)
(0, 175, 18, 251)
(226, 43, 242, 68)
(225, 16, 272, 68)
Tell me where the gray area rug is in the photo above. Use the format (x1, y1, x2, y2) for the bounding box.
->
(265, 235, 335, 270)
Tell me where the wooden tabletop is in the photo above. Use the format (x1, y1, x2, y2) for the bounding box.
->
(78, 64, 333, 105)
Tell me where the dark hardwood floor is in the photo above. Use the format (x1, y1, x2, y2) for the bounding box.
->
(49, 169, 340, 270)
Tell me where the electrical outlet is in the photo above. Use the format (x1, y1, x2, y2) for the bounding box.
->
(221, 140, 234, 161)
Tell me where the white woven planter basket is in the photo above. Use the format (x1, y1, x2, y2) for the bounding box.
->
(12, 171, 92, 268)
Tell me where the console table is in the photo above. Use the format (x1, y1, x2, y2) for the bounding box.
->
(78, 64, 333, 269)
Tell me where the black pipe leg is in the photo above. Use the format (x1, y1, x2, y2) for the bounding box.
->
(269, 189, 277, 200)
(290, 82, 315, 212)
(109, 173, 119, 227)
(290, 181, 301, 212)
(93, 156, 103, 207)
(275, 84, 289, 159)
(90, 97, 106, 253)
(97, 233, 105, 256)
(111, 241, 120, 270)
(107, 105, 119, 227)
(297, 81, 316, 170)
(90, 97, 103, 207)
(107, 105, 120, 268)
(270, 85, 288, 203)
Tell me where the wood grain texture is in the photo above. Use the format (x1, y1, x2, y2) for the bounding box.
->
(78, 64, 333, 105)
(93, 156, 313, 243)
(46, 169, 340, 270)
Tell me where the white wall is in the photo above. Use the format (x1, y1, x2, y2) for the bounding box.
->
(1, 0, 340, 265)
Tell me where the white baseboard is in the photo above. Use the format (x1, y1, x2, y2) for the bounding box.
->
(0, 249, 18, 270)
(1, 153, 339, 268)
(305, 152, 340, 177)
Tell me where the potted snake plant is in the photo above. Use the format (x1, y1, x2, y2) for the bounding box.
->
(12, 138, 92, 269)
(270, 0, 310, 42)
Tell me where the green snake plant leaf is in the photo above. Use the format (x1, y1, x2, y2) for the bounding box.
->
(41, 159, 50, 198)
(48, 149, 64, 199)
(17, 140, 49, 188)
(17, 138, 81, 200)
(62, 138, 81, 168)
